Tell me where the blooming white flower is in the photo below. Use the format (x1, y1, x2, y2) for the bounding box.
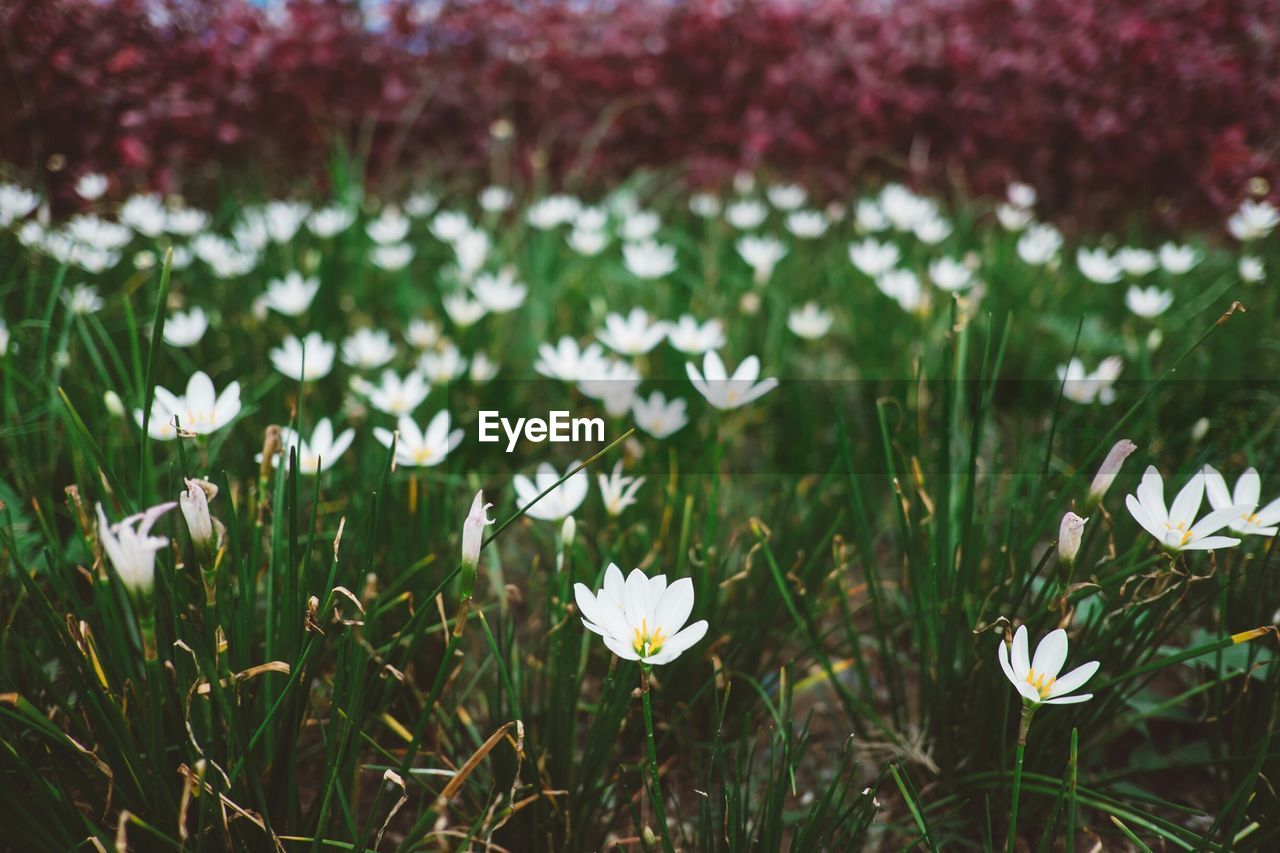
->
(848, 238, 900, 277)
(667, 315, 725, 354)
(268, 332, 333, 382)
(787, 302, 834, 340)
(405, 318, 440, 349)
(512, 461, 589, 521)
(1227, 199, 1279, 242)
(430, 210, 471, 243)
(689, 192, 721, 218)
(1158, 243, 1200, 275)
(76, 172, 109, 201)
(365, 370, 431, 416)
(913, 214, 952, 245)
(929, 257, 974, 292)
(535, 337, 609, 381)
(995, 204, 1032, 231)
(1116, 247, 1157, 277)
(1057, 357, 1122, 405)
(574, 564, 708, 665)
(998, 626, 1098, 706)
(574, 206, 608, 231)
(472, 269, 527, 313)
(442, 293, 487, 327)
(1007, 182, 1037, 209)
(261, 200, 310, 243)
(193, 234, 257, 278)
(785, 210, 829, 239)
(598, 461, 645, 516)
(66, 215, 131, 251)
(527, 195, 581, 230)
(855, 199, 889, 232)
(686, 351, 778, 410)
(876, 269, 927, 313)
(366, 209, 410, 244)
(1204, 466, 1280, 537)
(1075, 247, 1122, 284)
(479, 186, 514, 213)
(418, 342, 468, 384)
(307, 205, 356, 237)
(736, 235, 787, 283)
(1016, 224, 1063, 266)
(767, 184, 807, 211)
(341, 328, 397, 370)
(1126, 466, 1247, 551)
(598, 308, 669, 356)
(370, 243, 415, 271)
(1125, 286, 1173, 319)
(164, 207, 209, 236)
(623, 240, 678, 280)
(405, 191, 439, 218)
(0, 182, 39, 226)
(263, 272, 320, 317)
(577, 359, 642, 417)
(453, 229, 490, 278)
(631, 391, 688, 439)
(373, 412, 462, 468)
(1239, 256, 1265, 283)
(120, 194, 167, 237)
(469, 352, 499, 383)
(274, 419, 355, 475)
(136, 371, 241, 440)
(97, 502, 177, 595)
(725, 199, 768, 230)
(65, 283, 104, 315)
(568, 227, 608, 256)
(163, 307, 208, 348)
(461, 491, 494, 569)
(620, 211, 661, 242)
(879, 184, 935, 231)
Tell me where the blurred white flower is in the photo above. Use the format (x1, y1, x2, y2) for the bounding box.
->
(686, 351, 778, 410)
(1016, 224, 1062, 266)
(366, 209, 410, 244)
(1204, 466, 1280, 537)
(879, 184, 935, 231)
(623, 240, 677, 280)
(270, 332, 336, 382)
(1057, 356, 1122, 405)
(418, 342, 468, 384)
(689, 192, 721, 218)
(373, 412, 462, 468)
(443, 293, 487, 328)
(472, 269, 527, 313)
(136, 371, 240, 440)
(341, 328, 397, 370)
(454, 229, 490, 278)
(995, 204, 1032, 231)
(0, 182, 40, 226)
(1088, 439, 1137, 504)
(1126, 466, 1246, 552)
(513, 461, 589, 521)
(597, 461, 646, 516)
(479, 186, 514, 213)
(1158, 243, 1201, 275)
(854, 199, 889, 232)
(998, 626, 1098, 706)
(620, 211, 661, 242)
(65, 283, 104, 315)
(307, 206, 356, 237)
(785, 210, 829, 239)
(631, 391, 688, 439)
(876, 269, 926, 313)
(1227, 199, 1279, 242)
(193, 234, 257, 278)
(787, 302, 834, 340)
(1076, 247, 1122, 284)
(578, 359, 642, 417)
(767, 183, 807, 211)
(430, 210, 471, 242)
(568, 227, 608, 256)
(96, 502, 176, 595)
(535, 337, 608, 381)
(163, 307, 208, 348)
(261, 201, 310, 243)
(667, 315, 725, 354)
(725, 199, 767, 230)
(1007, 182, 1037, 209)
(574, 564, 708, 665)
(527, 194, 581, 230)
(404, 191, 439, 218)
(469, 352, 498, 383)
(164, 207, 209, 236)
(736, 235, 787, 284)
(1239, 256, 1265, 283)
(274, 419, 355, 475)
(598, 308, 669, 356)
(0, 318, 8, 357)
(1124, 286, 1173, 318)
(263, 272, 320, 317)
(913, 215, 952, 245)
(120, 194, 167, 237)
(405, 318, 440, 349)
(848, 238, 900, 277)
(370, 243, 414, 271)
(365, 370, 431, 416)
(76, 172, 109, 201)
(461, 490, 494, 570)
(929, 257, 974, 292)
(574, 206, 608, 231)
(1116, 247, 1156, 277)
(67, 215, 132, 250)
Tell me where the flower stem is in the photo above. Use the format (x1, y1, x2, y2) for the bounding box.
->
(1007, 701, 1037, 853)
(640, 665, 675, 853)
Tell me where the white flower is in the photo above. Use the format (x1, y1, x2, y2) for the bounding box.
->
(275, 418, 355, 475)
(620, 211, 661, 242)
(366, 209, 410, 244)
(787, 302, 834, 340)
(578, 359, 641, 417)
(0, 182, 39, 225)
(686, 351, 778, 410)
(736, 235, 787, 283)
(461, 490, 494, 569)
(876, 269, 926, 313)
(307, 206, 356, 237)
(1239, 256, 1265, 283)
(689, 192, 721, 218)
(1116, 247, 1157, 277)
(598, 308, 669, 356)
(341, 328, 397, 370)
(1058, 512, 1087, 565)
(405, 191, 439, 218)
(1227, 199, 1279, 242)
(1126, 466, 1247, 551)
(472, 269, 527, 313)
(65, 283, 104, 315)
(418, 342, 468, 384)
(785, 210, 829, 239)
(879, 184, 934, 231)
(568, 227, 608, 256)
(193, 234, 257, 278)
(0, 318, 8, 357)
(995, 204, 1032, 231)
(1204, 466, 1280, 537)
(454, 229, 490, 278)
(96, 502, 177, 595)
(1057, 357, 1122, 405)
(1016, 224, 1062, 266)
(998, 626, 1098, 706)
(598, 461, 645, 516)
(479, 186, 514, 213)
(370, 243, 414, 271)
(136, 371, 241, 440)
(270, 332, 336, 382)
(1088, 439, 1138, 504)
(575, 206, 608, 231)
(443, 293, 487, 327)
(767, 184, 807, 211)
(574, 564, 708, 665)
(1007, 182, 1037, 209)
(66, 215, 131, 251)
(179, 478, 217, 550)
(1076, 247, 1122, 284)
(631, 391, 688, 439)
(163, 307, 208, 348)
(430, 210, 471, 243)
(1125, 286, 1173, 319)
(854, 199, 889, 232)
(1158, 243, 1200, 274)
(535, 337, 609, 381)
(405, 318, 440, 349)
(913, 214, 952, 245)
(623, 240, 678, 280)
(261, 201, 310, 243)
(527, 195, 581, 230)
(76, 173, 109, 201)
(469, 352, 498, 382)
(164, 207, 209, 236)
(365, 370, 431, 416)
(512, 461, 589, 521)
(848, 238, 900, 277)
(725, 199, 768, 230)
(928, 257, 974, 292)
(667, 315, 725, 354)
(263, 272, 320, 317)
(373, 412, 462, 468)
(120, 194, 167, 237)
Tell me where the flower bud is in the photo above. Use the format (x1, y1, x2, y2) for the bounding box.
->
(179, 478, 218, 562)
(1058, 512, 1087, 568)
(461, 490, 495, 572)
(1087, 439, 1137, 506)
(103, 389, 125, 417)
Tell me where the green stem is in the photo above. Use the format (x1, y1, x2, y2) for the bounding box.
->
(1007, 701, 1037, 853)
(640, 666, 675, 853)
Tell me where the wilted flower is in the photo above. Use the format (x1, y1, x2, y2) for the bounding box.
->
(271, 419, 356, 475)
(623, 240, 678, 279)
(1058, 512, 1087, 567)
(97, 501, 177, 595)
(631, 391, 688, 439)
(667, 315, 725, 354)
(341, 328, 397, 370)
(512, 461, 589, 521)
(1158, 243, 1201, 274)
(270, 332, 336, 382)
(686, 351, 778, 411)
(848, 238, 900, 277)
(137, 371, 241, 440)
(1227, 199, 1279, 242)
(461, 491, 494, 570)
(76, 172, 109, 201)
(163, 307, 208, 347)
(1204, 466, 1280, 537)
(373, 412, 462, 467)
(725, 199, 768, 230)
(998, 626, 1098, 706)
(263, 272, 320, 317)
(574, 564, 708, 665)
(1125, 286, 1174, 318)
(598, 461, 646, 516)
(787, 302, 834, 340)
(365, 370, 431, 416)
(1087, 439, 1137, 504)
(598, 308, 669, 356)
(1126, 466, 1247, 552)
(1057, 357, 1122, 405)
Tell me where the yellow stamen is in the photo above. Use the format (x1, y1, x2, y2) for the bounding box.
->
(1023, 668, 1057, 699)
(631, 617, 667, 657)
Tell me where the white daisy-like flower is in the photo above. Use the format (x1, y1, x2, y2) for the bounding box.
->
(96, 502, 177, 595)
(686, 351, 778, 411)
(1158, 242, 1201, 275)
(998, 626, 1098, 706)
(631, 391, 688, 439)
(443, 293, 487, 328)
(405, 318, 440, 349)
(307, 206, 356, 237)
(1124, 286, 1173, 319)
(787, 302, 834, 340)
(620, 211, 661, 242)
(1116, 247, 1157, 277)
(623, 240, 678, 280)
(418, 342, 468, 384)
(512, 461, 589, 521)
(666, 315, 725, 354)
(1057, 357, 1122, 405)
(366, 209, 411, 244)
(597, 461, 645, 516)
(598, 308, 669, 356)
(689, 192, 721, 218)
(848, 238, 900, 277)
(430, 210, 472, 243)
(574, 564, 708, 665)
(535, 337, 609, 381)
(365, 370, 431, 416)
(725, 199, 768, 230)
(76, 172, 109, 201)
(1204, 466, 1280, 537)
(270, 332, 336, 382)
(373, 412, 463, 468)
(1076, 248, 1123, 284)
(785, 210, 829, 239)
(1239, 256, 1265, 283)
(472, 269, 527, 313)
(263, 272, 320, 317)
(370, 243, 414, 271)
(876, 269, 927, 313)
(162, 307, 208, 348)
(65, 283, 104, 315)
(526, 195, 581, 230)
(1016, 224, 1062, 266)
(736, 235, 787, 284)
(405, 191, 439, 218)
(1126, 466, 1248, 552)
(568, 227, 608, 256)
(136, 371, 241, 440)
(854, 199, 889, 232)
(479, 186, 514, 213)
(767, 183, 807, 211)
(341, 328, 397, 370)
(1227, 199, 1279, 242)
(928, 257, 974, 292)
(273, 418, 355, 476)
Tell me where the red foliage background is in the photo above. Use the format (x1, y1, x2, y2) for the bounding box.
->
(2, 0, 1278, 227)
